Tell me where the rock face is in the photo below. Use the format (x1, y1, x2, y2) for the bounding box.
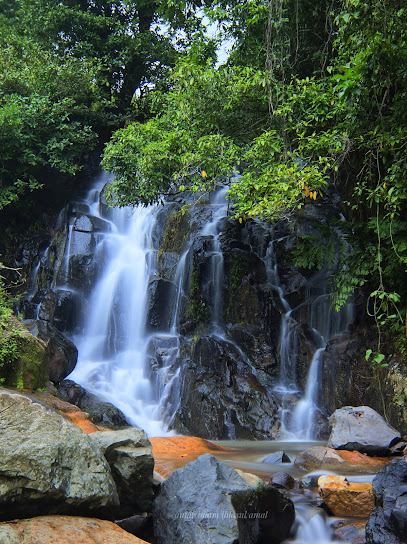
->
(23, 319, 78, 383)
(90, 428, 154, 516)
(58, 379, 130, 429)
(365, 457, 407, 544)
(328, 406, 402, 455)
(173, 335, 281, 439)
(0, 388, 119, 521)
(0, 515, 150, 544)
(153, 453, 295, 544)
(318, 475, 374, 517)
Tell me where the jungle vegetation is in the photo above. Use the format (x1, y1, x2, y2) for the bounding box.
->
(1, 0, 407, 360)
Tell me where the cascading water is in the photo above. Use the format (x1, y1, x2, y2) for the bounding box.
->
(59, 175, 172, 435)
(264, 235, 354, 440)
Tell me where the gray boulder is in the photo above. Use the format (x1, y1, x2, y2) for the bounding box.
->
(0, 388, 119, 521)
(153, 453, 295, 544)
(262, 451, 291, 464)
(328, 406, 402, 455)
(366, 457, 407, 544)
(90, 428, 154, 516)
(57, 379, 129, 429)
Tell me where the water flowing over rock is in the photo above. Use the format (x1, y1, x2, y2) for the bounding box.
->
(20, 171, 362, 439)
(365, 457, 407, 544)
(328, 406, 402, 455)
(0, 388, 119, 521)
(153, 453, 295, 544)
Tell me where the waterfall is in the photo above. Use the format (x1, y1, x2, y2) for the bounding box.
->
(62, 175, 172, 436)
(265, 235, 353, 440)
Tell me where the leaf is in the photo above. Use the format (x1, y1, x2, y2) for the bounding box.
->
(365, 349, 372, 361)
(201, 171, 207, 178)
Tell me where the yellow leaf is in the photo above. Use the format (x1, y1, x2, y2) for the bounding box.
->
(305, 186, 310, 197)
(383, 183, 386, 188)
(201, 170, 207, 178)
(312, 191, 317, 200)
(239, 217, 242, 224)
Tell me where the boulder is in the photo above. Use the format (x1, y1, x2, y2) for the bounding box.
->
(328, 406, 402, 455)
(0, 388, 119, 521)
(332, 519, 366, 543)
(153, 453, 295, 544)
(318, 475, 374, 517)
(23, 319, 78, 383)
(365, 457, 407, 544)
(58, 379, 129, 429)
(262, 451, 291, 464)
(269, 472, 299, 492)
(90, 428, 154, 515)
(294, 446, 390, 473)
(0, 515, 150, 544)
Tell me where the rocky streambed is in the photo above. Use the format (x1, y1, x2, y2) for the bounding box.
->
(1, 386, 406, 544)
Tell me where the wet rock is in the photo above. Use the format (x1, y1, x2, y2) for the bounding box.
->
(332, 519, 366, 543)
(57, 379, 130, 429)
(269, 472, 299, 492)
(146, 278, 176, 332)
(318, 475, 374, 517)
(23, 319, 78, 383)
(366, 457, 407, 544)
(262, 451, 291, 464)
(90, 428, 154, 515)
(328, 406, 402, 455)
(294, 446, 390, 473)
(173, 335, 280, 439)
(0, 516, 150, 544)
(0, 388, 119, 521)
(115, 513, 153, 542)
(153, 454, 295, 544)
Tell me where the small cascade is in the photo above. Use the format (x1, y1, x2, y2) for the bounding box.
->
(288, 498, 338, 544)
(264, 234, 353, 440)
(200, 186, 228, 335)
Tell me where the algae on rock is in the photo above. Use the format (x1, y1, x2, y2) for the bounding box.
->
(0, 316, 50, 389)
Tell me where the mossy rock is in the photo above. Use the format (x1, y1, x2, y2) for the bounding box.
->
(0, 316, 50, 389)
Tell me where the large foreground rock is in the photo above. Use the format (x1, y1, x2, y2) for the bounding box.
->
(0, 516, 150, 544)
(90, 428, 154, 515)
(154, 453, 295, 544)
(0, 388, 119, 521)
(365, 457, 407, 544)
(328, 406, 402, 455)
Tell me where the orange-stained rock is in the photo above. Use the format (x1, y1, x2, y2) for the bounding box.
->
(318, 475, 375, 517)
(150, 436, 234, 478)
(0, 515, 151, 544)
(19, 390, 110, 433)
(63, 410, 102, 434)
(336, 449, 390, 467)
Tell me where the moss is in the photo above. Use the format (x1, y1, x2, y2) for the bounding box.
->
(0, 316, 49, 389)
(187, 268, 210, 324)
(158, 206, 190, 256)
(228, 252, 251, 291)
